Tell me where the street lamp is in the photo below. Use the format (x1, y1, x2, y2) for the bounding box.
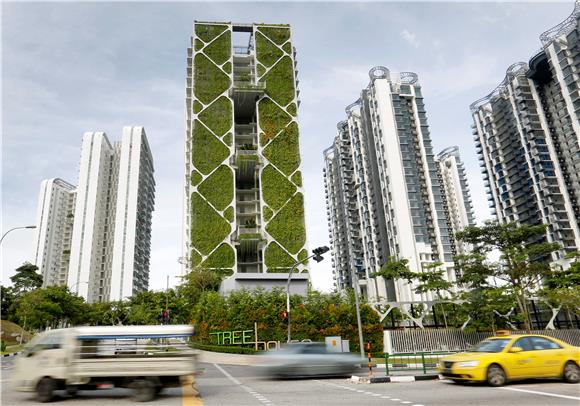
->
(70, 280, 89, 294)
(286, 246, 329, 343)
(349, 183, 366, 358)
(0, 225, 36, 246)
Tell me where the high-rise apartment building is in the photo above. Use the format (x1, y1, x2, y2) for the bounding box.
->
(471, 3, 580, 266)
(31, 127, 156, 303)
(435, 146, 476, 256)
(183, 22, 309, 292)
(324, 66, 456, 303)
(33, 178, 76, 286)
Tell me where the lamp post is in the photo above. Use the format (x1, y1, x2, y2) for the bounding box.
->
(349, 183, 366, 358)
(0, 225, 36, 246)
(286, 246, 329, 343)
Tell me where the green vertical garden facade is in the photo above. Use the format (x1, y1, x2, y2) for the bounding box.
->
(185, 22, 308, 277)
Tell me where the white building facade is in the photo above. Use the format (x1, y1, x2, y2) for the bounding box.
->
(324, 67, 457, 303)
(471, 3, 580, 266)
(31, 127, 155, 303)
(33, 178, 76, 286)
(435, 146, 476, 257)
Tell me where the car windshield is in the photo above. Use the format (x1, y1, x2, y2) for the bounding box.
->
(470, 338, 511, 353)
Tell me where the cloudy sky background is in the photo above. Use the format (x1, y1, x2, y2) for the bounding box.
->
(1, 1, 573, 293)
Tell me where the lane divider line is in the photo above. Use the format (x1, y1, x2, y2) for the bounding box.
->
(499, 386, 580, 401)
(213, 363, 276, 406)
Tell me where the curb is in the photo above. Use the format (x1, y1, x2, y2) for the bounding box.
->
(350, 374, 440, 384)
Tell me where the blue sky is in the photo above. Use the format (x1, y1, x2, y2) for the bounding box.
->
(1, 1, 573, 292)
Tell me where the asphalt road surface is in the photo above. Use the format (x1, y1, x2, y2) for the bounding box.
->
(2, 358, 579, 405)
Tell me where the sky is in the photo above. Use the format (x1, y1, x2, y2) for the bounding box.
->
(1, 0, 574, 294)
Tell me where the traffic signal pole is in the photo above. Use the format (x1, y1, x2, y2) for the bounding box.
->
(286, 246, 329, 343)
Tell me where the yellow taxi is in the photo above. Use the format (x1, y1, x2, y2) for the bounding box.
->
(437, 332, 580, 386)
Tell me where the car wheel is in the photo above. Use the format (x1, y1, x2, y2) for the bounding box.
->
(563, 361, 580, 383)
(66, 385, 79, 397)
(486, 364, 506, 387)
(37, 377, 56, 403)
(131, 379, 156, 402)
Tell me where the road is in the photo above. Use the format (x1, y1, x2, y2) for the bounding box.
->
(2, 358, 579, 405)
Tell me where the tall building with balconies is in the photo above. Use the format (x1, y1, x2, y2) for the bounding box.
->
(324, 66, 456, 303)
(435, 146, 476, 257)
(471, 2, 580, 266)
(33, 178, 76, 286)
(183, 22, 309, 293)
(68, 127, 155, 302)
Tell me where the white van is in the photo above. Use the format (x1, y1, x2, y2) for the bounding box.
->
(12, 325, 198, 402)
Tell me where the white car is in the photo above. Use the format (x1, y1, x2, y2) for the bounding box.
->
(260, 342, 362, 379)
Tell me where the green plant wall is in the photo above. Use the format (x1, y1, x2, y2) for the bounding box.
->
(256, 24, 307, 272)
(190, 22, 234, 273)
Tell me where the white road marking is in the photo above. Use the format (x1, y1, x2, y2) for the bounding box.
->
(213, 364, 276, 405)
(315, 379, 425, 405)
(499, 386, 580, 401)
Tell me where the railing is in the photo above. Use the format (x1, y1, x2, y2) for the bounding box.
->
(233, 81, 266, 91)
(234, 46, 250, 55)
(383, 351, 458, 375)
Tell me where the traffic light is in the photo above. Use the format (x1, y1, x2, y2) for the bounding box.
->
(160, 311, 170, 325)
(312, 246, 330, 263)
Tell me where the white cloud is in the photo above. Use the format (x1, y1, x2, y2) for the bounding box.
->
(400, 29, 419, 48)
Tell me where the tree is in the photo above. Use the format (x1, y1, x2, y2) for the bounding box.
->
(14, 286, 87, 330)
(374, 257, 453, 327)
(1, 285, 15, 320)
(10, 263, 43, 296)
(456, 221, 560, 331)
(177, 268, 226, 312)
(538, 252, 580, 326)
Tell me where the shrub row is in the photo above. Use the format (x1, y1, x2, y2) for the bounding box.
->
(191, 342, 257, 355)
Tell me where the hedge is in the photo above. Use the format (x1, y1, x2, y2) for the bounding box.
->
(257, 64, 266, 78)
(204, 30, 231, 66)
(223, 133, 232, 146)
(265, 241, 296, 270)
(261, 56, 295, 106)
(201, 243, 235, 268)
(263, 122, 300, 176)
(298, 249, 308, 264)
(190, 192, 231, 256)
(261, 165, 296, 211)
(191, 120, 229, 175)
(223, 62, 232, 74)
(257, 26, 290, 45)
(198, 165, 233, 211)
(195, 23, 228, 43)
(190, 170, 203, 186)
(266, 193, 306, 254)
(191, 342, 257, 354)
(291, 170, 302, 187)
(198, 96, 232, 138)
(282, 42, 292, 55)
(255, 31, 283, 68)
(194, 39, 204, 51)
(193, 53, 230, 105)
(258, 97, 291, 145)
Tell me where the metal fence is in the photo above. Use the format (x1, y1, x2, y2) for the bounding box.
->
(385, 329, 580, 353)
(383, 351, 456, 375)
